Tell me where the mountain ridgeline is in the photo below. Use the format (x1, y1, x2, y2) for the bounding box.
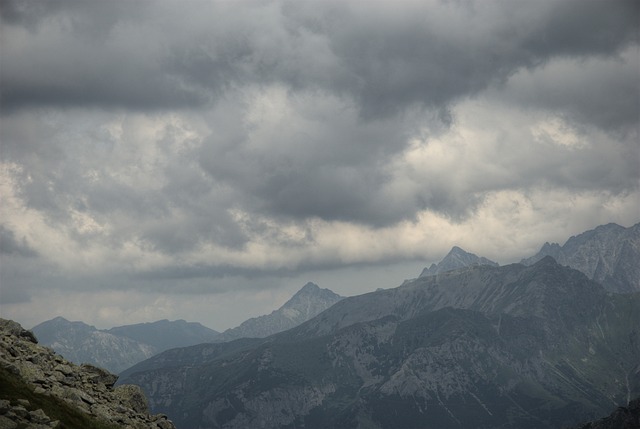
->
(521, 222, 640, 293)
(213, 282, 344, 343)
(32, 283, 342, 374)
(30, 221, 640, 428)
(419, 246, 498, 277)
(120, 255, 640, 428)
(32, 318, 220, 374)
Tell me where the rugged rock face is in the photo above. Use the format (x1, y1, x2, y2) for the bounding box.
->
(120, 259, 640, 429)
(32, 317, 219, 374)
(570, 398, 640, 429)
(521, 222, 640, 293)
(420, 246, 498, 277)
(213, 282, 343, 342)
(0, 318, 176, 429)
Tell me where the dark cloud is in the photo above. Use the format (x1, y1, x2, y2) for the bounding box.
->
(196, 92, 426, 226)
(0, 225, 37, 257)
(2, 0, 637, 119)
(0, 1, 206, 111)
(500, 50, 640, 133)
(519, 0, 639, 57)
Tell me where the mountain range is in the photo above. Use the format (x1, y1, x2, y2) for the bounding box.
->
(521, 222, 640, 293)
(28, 221, 640, 428)
(115, 221, 640, 429)
(119, 256, 640, 428)
(32, 318, 219, 374)
(32, 283, 342, 374)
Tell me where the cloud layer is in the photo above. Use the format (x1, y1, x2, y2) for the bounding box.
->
(1, 0, 638, 329)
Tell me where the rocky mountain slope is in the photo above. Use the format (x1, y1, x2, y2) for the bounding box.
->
(0, 318, 176, 429)
(213, 282, 343, 342)
(120, 258, 640, 429)
(521, 222, 640, 293)
(419, 246, 498, 277)
(32, 317, 219, 374)
(570, 398, 639, 429)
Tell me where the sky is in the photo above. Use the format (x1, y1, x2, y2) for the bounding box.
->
(1, 0, 638, 332)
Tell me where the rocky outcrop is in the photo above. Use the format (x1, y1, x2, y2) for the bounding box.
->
(570, 398, 640, 429)
(0, 318, 176, 429)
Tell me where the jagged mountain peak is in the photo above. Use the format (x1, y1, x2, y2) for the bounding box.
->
(448, 245, 468, 254)
(300, 281, 320, 291)
(286, 282, 322, 301)
(539, 241, 562, 253)
(283, 282, 341, 308)
(521, 221, 640, 293)
(213, 283, 344, 343)
(420, 246, 498, 277)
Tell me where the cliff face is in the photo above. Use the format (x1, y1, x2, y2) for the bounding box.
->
(0, 318, 176, 429)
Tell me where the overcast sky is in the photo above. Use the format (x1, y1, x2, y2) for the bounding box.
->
(1, 0, 638, 331)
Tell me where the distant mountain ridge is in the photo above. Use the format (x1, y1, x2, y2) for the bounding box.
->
(120, 257, 640, 429)
(32, 317, 219, 374)
(214, 282, 344, 342)
(109, 319, 219, 351)
(419, 246, 499, 277)
(420, 223, 639, 294)
(521, 222, 640, 293)
(31, 221, 640, 428)
(31, 282, 342, 373)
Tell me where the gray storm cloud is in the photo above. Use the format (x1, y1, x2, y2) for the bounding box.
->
(2, 0, 637, 119)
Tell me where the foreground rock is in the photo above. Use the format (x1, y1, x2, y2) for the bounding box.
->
(0, 318, 176, 429)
